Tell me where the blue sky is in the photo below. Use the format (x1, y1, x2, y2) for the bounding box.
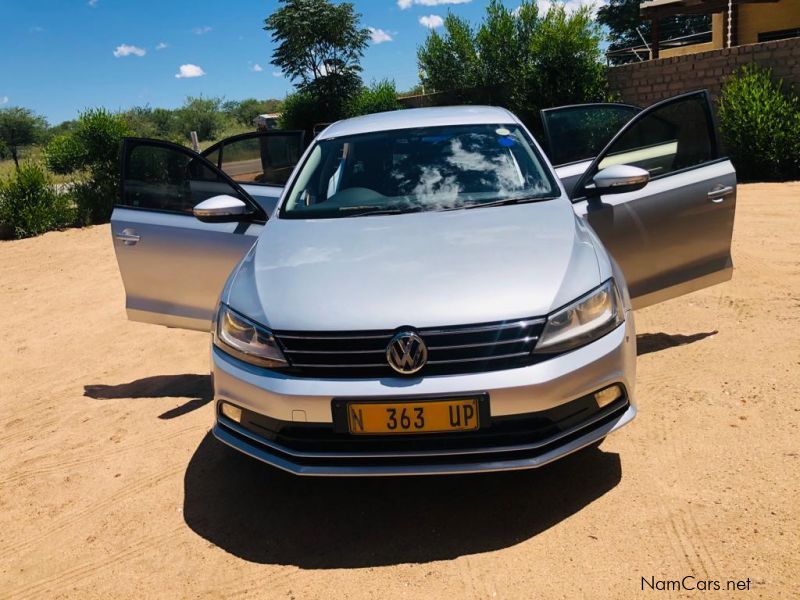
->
(0, 0, 598, 124)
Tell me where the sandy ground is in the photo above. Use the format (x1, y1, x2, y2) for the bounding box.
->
(0, 183, 798, 599)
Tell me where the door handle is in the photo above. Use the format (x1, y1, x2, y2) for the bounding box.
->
(707, 185, 734, 203)
(115, 229, 140, 245)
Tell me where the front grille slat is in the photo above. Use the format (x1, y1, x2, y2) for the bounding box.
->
(427, 351, 532, 365)
(275, 317, 546, 378)
(427, 335, 537, 351)
(286, 348, 387, 355)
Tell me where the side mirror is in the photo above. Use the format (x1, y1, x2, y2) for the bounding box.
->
(193, 195, 249, 222)
(590, 164, 650, 195)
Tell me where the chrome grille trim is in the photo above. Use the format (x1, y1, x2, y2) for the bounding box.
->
(291, 362, 388, 368)
(286, 348, 386, 355)
(427, 351, 532, 365)
(427, 336, 537, 351)
(274, 317, 546, 377)
(418, 318, 544, 336)
(277, 333, 392, 341)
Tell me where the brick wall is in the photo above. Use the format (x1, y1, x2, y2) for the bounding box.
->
(608, 37, 800, 108)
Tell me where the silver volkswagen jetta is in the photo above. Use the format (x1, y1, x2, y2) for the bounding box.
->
(111, 91, 736, 475)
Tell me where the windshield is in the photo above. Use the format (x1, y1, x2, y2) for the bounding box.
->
(280, 124, 558, 219)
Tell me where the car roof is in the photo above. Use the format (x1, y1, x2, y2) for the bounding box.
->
(317, 105, 520, 140)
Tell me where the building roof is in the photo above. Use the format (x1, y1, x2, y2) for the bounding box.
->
(317, 105, 519, 140)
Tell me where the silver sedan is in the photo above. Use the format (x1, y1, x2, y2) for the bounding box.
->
(111, 91, 736, 475)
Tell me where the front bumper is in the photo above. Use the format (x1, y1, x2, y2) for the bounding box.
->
(211, 318, 637, 476)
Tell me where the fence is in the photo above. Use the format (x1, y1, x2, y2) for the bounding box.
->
(607, 36, 800, 108)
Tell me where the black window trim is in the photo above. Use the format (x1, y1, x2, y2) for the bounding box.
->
(540, 102, 642, 167)
(118, 137, 268, 222)
(569, 90, 724, 203)
(201, 129, 306, 189)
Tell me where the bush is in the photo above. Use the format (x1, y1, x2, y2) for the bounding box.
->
(43, 133, 84, 174)
(44, 108, 131, 224)
(281, 81, 401, 137)
(279, 90, 324, 137)
(0, 162, 74, 239)
(348, 80, 401, 116)
(717, 65, 800, 182)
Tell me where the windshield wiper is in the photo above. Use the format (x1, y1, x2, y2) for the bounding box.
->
(432, 195, 553, 212)
(345, 206, 423, 217)
(460, 195, 555, 210)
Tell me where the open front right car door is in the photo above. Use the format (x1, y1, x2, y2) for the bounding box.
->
(570, 90, 736, 309)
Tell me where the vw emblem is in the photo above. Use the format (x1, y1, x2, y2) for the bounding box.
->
(386, 331, 428, 375)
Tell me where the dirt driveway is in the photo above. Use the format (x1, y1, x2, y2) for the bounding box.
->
(1, 183, 798, 599)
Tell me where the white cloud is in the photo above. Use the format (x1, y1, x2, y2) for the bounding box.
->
(175, 64, 206, 78)
(113, 44, 146, 58)
(251, 63, 264, 72)
(155, 42, 168, 50)
(399, 0, 470, 9)
(29, 26, 44, 33)
(193, 26, 212, 35)
(419, 14, 444, 28)
(88, 0, 98, 7)
(272, 71, 283, 78)
(368, 27, 393, 44)
(0, 96, 8, 105)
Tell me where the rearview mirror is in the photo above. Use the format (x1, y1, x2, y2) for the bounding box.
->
(193, 195, 249, 222)
(590, 164, 650, 195)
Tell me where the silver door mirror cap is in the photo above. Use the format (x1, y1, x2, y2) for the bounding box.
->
(193, 195, 249, 222)
(591, 164, 650, 195)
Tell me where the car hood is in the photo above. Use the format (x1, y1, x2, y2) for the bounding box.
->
(224, 200, 601, 331)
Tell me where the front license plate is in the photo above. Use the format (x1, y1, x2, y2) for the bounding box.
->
(347, 398, 480, 435)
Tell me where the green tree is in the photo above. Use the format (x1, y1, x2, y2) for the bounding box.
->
(223, 98, 283, 126)
(417, 14, 479, 98)
(44, 108, 132, 224)
(264, 0, 369, 120)
(0, 107, 48, 169)
(597, 0, 710, 64)
(175, 96, 225, 141)
(417, 1, 609, 131)
(522, 3, 608, 124)
(122, 106, 179, 140)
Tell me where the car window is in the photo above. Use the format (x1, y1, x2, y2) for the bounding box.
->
(218, 133, 303, 186)
(597, 95, 715, 177)
(121, 142, 246, 214)
(541, 104, 640, 166)
(280, 124, 558, 219)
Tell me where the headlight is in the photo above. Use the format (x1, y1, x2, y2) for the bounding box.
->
(534, 279, 624, 354)
(214, 304, 288, 368)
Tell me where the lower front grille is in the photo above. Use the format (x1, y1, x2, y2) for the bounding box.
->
(274, 317, 548, 378)
(217, 394, 631, 471)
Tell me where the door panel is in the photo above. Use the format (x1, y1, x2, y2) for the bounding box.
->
(112, 139, 264, 331)
(571, 91, 736, 308)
